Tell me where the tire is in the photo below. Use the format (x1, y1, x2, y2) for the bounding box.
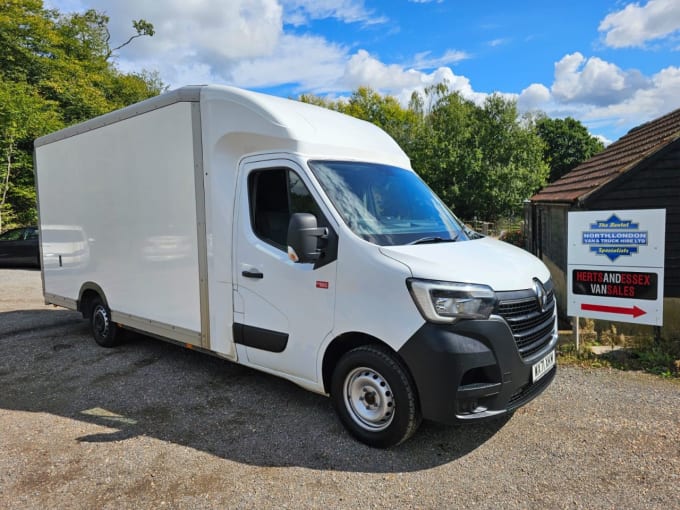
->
(90, 296, 122, 347)
(331, 345, 422, 448)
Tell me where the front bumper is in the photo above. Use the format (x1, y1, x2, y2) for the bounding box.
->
(398, 316, 558, 424)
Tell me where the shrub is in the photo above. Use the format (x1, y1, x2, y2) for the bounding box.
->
(499, 229, 525, 248)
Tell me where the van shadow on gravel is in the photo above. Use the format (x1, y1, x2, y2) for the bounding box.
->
(0, 309, 83, 337)
(0, 310, 509, 473)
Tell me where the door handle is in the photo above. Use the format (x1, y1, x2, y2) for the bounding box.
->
(242, 270, 264, 279)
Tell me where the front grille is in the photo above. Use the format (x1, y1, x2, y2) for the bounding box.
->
(496, 281, 556, 360)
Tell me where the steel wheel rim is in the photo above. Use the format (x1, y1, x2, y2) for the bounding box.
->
(93, 305, 110, 338)
(344, 366, 395, 431)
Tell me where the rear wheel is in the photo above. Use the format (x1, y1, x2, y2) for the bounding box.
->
(90, 297, 122, 347)
(331, 345, 421, 448)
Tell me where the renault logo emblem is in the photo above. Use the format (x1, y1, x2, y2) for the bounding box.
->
(533, 278, 548, 312)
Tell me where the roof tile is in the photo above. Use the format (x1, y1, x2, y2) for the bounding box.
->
(531, 107, 680, 203)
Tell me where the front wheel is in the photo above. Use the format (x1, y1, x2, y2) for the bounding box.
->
(331, 345, 421, 448)
(90, 297, 122, 347)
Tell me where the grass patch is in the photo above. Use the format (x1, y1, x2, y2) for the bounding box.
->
(557, 330, 680, 380)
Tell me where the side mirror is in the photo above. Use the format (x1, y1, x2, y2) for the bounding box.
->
(287, 213, 327, 263)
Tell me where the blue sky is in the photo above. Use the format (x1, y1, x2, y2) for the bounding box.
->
(45, 0, 680, 143)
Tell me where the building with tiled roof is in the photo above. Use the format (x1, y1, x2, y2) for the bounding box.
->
(527, 107, 680, 317)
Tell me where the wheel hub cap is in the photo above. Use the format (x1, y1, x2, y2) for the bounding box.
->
(344, 367, 395, 431)
(93, 306, 109, 337)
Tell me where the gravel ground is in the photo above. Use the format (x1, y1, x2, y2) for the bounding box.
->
(0, 269, 679, 509)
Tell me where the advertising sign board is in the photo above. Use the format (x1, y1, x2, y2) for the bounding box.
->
(567, 209, 665, 326)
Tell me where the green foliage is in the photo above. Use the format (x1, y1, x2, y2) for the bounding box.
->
(634, 347, 675, 377)
(411, 87, 477, 212)
(0, 0, 162, 231)
(416, 88, 549, 219)
(534, 116, 605, 182)
(467, 94, 548, 219)
(619, 335, 680, 378)
(0, 78, 62, 231)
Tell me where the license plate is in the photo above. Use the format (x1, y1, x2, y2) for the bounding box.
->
(532, 350, 556, 382)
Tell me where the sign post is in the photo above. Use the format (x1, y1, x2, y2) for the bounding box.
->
(567, 209, 665, 327)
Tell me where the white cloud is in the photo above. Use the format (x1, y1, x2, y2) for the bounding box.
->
(51, 0, 394, 92)
(594, 134, 613, 147)
(338, 51, 491, 107)
(584, 66, 680, 125)
(514, 55, 680, 141)
(42, 0, 680, 143)
(342, 50, 423, 91)
(551, 52, 651, 106)
(281, 0, 387, 26)
(518, 83, 551, 111)
(404, 67, 494, 105)
(488, 38, 510, 47)
(80, 0, 283, 68)
(38, 0, 510, 108)
(231, 34, 347, 91)
(263, 48, 482, 110)
(411, 49, 470, 69)
(54, 0, 364, 91)
(599, 0, 680, 48)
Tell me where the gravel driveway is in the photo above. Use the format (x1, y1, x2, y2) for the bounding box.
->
(1, 269, 678, 509)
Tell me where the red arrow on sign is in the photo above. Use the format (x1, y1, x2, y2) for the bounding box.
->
(581, 303, 646, 318)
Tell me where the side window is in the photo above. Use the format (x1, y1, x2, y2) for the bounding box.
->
(289, 172, 323, 219)
(249, 168, 323, 250)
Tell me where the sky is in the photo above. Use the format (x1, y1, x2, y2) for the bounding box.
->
(44, 0, 680, 144)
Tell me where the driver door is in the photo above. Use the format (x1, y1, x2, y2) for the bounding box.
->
(233, 158, 338, 384)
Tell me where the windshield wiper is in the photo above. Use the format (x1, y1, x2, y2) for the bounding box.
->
(409, 235, 459, 245)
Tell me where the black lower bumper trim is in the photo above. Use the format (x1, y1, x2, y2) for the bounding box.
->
(398, 319, 557, 424)
(508, 366, 556, 410)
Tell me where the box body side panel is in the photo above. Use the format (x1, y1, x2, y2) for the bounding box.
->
(35, 102, 201, 333)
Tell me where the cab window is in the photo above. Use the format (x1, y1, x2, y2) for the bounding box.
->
(248, 168, 324, 250)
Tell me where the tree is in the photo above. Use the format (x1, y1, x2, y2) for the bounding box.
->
(469, 94, 548, 219)
(298, 93, 336, 109)
(408, 86, 548, 220)
(409, 87, 479, 213)
(0, 79, 61, 231)
(107, 18, 155, 59)
(535, 116, 605, 182)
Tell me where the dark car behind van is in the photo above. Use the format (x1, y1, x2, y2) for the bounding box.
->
(0, 226, 40, 267)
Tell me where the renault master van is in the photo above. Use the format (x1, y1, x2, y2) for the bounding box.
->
(34, 85, 557, 447)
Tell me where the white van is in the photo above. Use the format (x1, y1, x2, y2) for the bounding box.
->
(34, 85, 557, 447)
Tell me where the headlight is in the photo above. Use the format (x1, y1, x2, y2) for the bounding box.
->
(407, 278, 497, 323)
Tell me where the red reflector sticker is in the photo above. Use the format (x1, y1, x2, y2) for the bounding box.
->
(316, 281, 329, 289)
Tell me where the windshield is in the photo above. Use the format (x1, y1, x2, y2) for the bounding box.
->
(308, 160, 468, 246)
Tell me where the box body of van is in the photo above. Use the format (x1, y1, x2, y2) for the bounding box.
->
(34, 85, 557, 446)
